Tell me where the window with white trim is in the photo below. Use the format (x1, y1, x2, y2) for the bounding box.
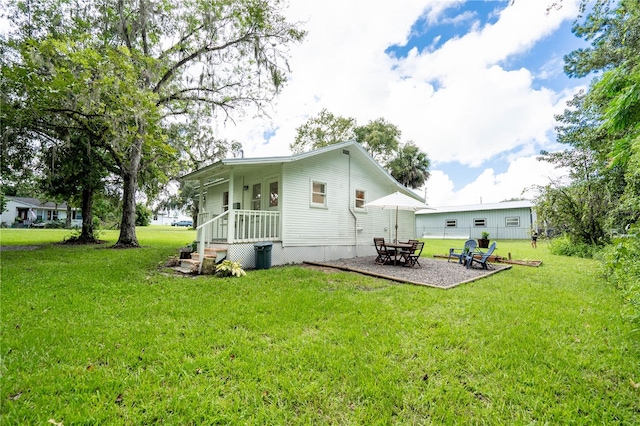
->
(505, 217, 520, 227)
(311, 181, 327, 207)
(446, 219, 457, 227)
(355, 189, 366, 209)
(474, 218, 486, 227)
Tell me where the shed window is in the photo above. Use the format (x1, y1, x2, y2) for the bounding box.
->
(446, 219, 457, 227)
(474, 218, 486, 227)
(311, 181, 327, 207)
(355, 189, 366, 209)
(505, 217, 520, 227)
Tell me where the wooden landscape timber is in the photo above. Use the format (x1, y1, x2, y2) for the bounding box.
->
(434, 254, 542, 267)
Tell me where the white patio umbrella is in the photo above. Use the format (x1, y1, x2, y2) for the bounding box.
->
(363, 191, 433, 242)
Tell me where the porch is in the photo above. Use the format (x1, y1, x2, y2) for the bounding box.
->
(195, 209, 281, 271)
(197, 209, 281, 244)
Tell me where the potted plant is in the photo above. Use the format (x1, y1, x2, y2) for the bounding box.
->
(478, 231, 490, 249)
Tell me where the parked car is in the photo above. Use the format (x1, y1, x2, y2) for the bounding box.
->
(172, 220, 193, 227)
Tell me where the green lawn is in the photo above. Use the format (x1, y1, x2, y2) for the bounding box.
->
(1, 228, 638, 424)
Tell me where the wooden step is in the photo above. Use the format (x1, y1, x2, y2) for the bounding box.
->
(173, 266, 197, 274)
(180, 259, 199, 272)
(190, 253, 216, 262)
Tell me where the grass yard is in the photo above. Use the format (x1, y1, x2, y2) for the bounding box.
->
(1, 228, 639, 424)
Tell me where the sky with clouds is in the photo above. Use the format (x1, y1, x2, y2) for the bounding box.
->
(217, 0, 591, 207)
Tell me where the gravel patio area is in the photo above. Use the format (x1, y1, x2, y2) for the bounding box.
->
(304, 256, 511, 289)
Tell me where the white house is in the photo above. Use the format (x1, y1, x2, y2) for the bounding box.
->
(1, 196, 81, 228)
(416, 200, 537, 240)
(181, 140, 424, 268)
(151, 210, 191, 226)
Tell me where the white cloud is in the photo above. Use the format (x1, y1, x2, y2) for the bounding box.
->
(214, 0, 583, 204)
(425, 155, 570, 207)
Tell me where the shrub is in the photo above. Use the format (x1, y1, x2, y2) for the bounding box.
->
(215, 260, 246, 278)
(135, 203, 152, 226)
(601, 226, 640, 336)
(44, 219, 65, 229)
(548, 234, 597, 258)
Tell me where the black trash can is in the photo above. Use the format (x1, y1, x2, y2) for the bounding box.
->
(254, 242, 273, 270)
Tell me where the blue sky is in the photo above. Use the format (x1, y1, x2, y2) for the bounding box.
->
(217, 0, 590, 206)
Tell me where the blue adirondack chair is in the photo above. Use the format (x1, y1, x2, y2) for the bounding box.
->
(448, 239, 477, 264)
(466, 242, 496, 269)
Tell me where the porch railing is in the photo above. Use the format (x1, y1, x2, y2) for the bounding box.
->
(197, 209, 281, 245)
(233, 210, 280, 241)
(197, 211, 229, 243)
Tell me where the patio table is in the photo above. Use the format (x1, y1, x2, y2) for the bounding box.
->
(384, 242, 414, 266)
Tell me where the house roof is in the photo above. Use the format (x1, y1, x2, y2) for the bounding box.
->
(181, 140, 424, 202)
(417, 200, 533, 215)
(7, 196, 71, 210)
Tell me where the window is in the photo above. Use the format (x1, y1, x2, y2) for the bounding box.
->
(222, 191, 229, 211)
(355, 189, 366, 208)
(252, 184, 261, 210)
(505, 217, 520, 227)
(311, 181, 327, 206)
(446, 219, 457, 227)
(474, 218, 486, 227)
(269, 181, 279, 208)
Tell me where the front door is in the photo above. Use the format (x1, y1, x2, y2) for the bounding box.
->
(267, 178, 279, 211)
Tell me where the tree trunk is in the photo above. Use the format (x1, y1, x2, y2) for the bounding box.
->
(80, 187, 95, 242)
(65, 203, 72, 228)
(191, 204, 199, 228)
(115, 171, 140, 247)
(114, 137, 143, 248)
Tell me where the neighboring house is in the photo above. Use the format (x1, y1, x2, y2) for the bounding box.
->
(182, 140, 424, 268)
(151, 210, 191, 226)
(416, 200, 537, 240)
(1, 196, 81, 228)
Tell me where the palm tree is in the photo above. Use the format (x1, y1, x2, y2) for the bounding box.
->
(387, 142, 431, 189)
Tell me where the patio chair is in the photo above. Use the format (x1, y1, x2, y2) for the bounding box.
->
(466, 242, 496, 270)
(373, 238, 393, 265)
(399, 239, 419, 245)
(403, 241, 424, 268)
(398, 240, 418, 265)
(448, 239, 477, 264)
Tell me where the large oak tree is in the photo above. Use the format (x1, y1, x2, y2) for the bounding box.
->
(2, 0, 305, 247)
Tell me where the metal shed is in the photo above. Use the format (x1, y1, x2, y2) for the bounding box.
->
(415, 200, 536, 240)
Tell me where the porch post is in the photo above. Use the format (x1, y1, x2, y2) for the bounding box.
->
(198, 178, 204, 215)
(227, 170, 235, 244)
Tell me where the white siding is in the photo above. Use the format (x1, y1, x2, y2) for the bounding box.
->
(281, 149, 415, 247)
